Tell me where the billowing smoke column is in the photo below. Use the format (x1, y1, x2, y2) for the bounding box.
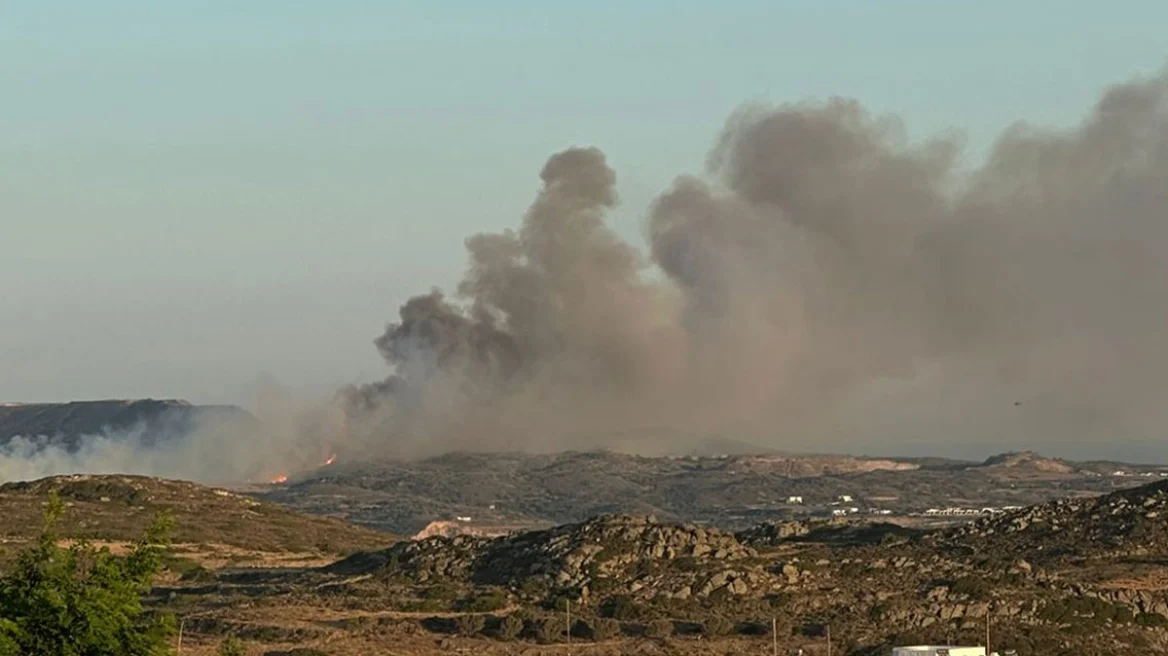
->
(342, 71, 1168, 458)
(7, 71, 1162, 485)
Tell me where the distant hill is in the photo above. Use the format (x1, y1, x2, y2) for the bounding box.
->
(979, 450, 1076, 474)
(0, 399, 255, 450)
(262, 448, 1162, 534)
(0, 474, 392, 556)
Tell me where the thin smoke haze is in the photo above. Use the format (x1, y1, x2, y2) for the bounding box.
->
(3, 70, 1167, 483)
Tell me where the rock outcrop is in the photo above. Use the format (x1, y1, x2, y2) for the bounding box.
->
(340, 514, 768, 600)
(940, 479, 1168, 561)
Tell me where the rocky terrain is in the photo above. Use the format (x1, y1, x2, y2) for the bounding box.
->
(0, 399, 254, 450)
(6, 472, 1168, 654)
(294, 479, 1168, 654)
(940, 478, 1168, 563)
(262, 448, 1167, 535)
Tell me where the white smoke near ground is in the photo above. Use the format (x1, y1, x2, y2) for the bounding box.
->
(0, 387, 348, 484)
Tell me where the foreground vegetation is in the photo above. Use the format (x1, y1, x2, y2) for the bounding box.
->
(5, 474, 1168, 655)
(0, 492, 174, 656)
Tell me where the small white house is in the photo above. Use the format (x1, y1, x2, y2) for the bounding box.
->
(787, 496, 804, 504)
(892, 647, 986, 656)
(838, 495, 854, 503)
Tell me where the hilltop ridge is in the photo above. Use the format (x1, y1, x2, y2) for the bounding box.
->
(0, 399, 255, 450)
(263, 448, 1165, 534)
(0, 473, 391, 556)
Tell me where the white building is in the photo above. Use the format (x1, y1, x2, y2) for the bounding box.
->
(838, 495, 854, 503)
(787, 496, 804, 504)
(892, 647, 986, 656)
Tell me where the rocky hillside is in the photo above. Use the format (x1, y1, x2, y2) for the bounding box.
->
(94, 477, 1168, 656)
(263, 449, 1162, 534)
(0, 399, 254, 450)
(336, 515, 757, 596)
(940, 478, 1168, 563)
(0, 474, 392, 556)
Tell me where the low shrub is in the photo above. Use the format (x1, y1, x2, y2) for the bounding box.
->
(646, 619, 674, 639)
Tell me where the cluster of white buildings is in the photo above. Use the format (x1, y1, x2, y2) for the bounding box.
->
(921, 506, 1022, 517)
(830, 506, 893, 517)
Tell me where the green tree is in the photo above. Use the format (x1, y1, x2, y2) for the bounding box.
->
(0, 491, 176, 656)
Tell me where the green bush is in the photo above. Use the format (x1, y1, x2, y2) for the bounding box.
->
(1137, 612, 1168, 628)
(601, 595, 645, 620)
(463, 591, 508, 612)
(421, 584, 459, 600)
(456, 614, 486, 637)
(498, 615, 524, 640)
(535, 617, 564, 643)
(703, 616, 735, 637)
(590, 617, 621, 641)
(0, 491, 175, 656)
(218, 636, 245, 656)
(519, 579, 545, 597)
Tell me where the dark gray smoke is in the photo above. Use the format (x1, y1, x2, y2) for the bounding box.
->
(342, 71, 1168, 458)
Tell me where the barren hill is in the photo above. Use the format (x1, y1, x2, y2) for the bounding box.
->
(979, 450, 1077, 475)
(0, 474, 392, 556)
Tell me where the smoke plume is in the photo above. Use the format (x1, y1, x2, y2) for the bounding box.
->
(0, 389, 347, 484)
(5, 70, 1166, 484)
(342, 71, 1168, 458)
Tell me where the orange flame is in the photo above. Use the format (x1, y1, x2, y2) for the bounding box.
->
(270, 474, 288, 484)
(323, 454, 337, 466)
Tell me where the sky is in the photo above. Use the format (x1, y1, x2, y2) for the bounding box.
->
(3, 0, 1167, 407)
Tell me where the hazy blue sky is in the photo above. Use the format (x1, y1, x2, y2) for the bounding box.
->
(3, 1, 1166, 405)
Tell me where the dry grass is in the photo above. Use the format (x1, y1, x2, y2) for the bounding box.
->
(0, 475, 394, 559)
